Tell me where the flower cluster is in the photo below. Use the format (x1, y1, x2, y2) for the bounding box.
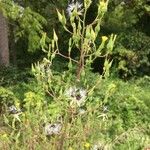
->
(8, 105, 21, 114)
(65, 86, 87, 106)
(39, 58, 51, 74)
(44, 123, 62, 136)
(8, 105, 22, 121)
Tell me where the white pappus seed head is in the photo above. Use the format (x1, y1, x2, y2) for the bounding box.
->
(66, 0, 83, 17)
(44, 123, 62, 136)
(65, 86, 87, 106)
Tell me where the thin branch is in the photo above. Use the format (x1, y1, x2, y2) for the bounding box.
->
(64, 26, 73, 34)
(46, 90, 55, 98)
(56, 52, 78, 63)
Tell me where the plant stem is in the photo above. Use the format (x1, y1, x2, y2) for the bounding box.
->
(76, 8, 87, 81)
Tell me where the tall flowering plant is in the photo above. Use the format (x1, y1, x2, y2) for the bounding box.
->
(32, 0, 117, 108)
(3, 1, 117, 149)
(31, 0, 116, 142)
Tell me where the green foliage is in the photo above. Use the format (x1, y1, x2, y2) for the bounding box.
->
(0, 0, 150, 149)
(113, 30, 150, 77)
(105, 3, 138, 32)
(0, 67, 32, 86)
(101, 0, 150, 77)
(0, 87, 19, 113)
(0, 0, 47, 51)
(0, 73, 150, 149)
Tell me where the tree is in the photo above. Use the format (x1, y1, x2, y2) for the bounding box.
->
(0, 0, 47, 66)
(0, 11, 9, 67)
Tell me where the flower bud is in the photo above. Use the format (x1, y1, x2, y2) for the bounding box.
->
(102, 36, 108, 42)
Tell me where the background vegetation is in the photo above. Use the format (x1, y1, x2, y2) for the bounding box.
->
(0, 0, 150, 149)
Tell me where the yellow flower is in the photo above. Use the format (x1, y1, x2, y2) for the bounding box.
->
(2, 133, 8, 138)
(100, 1, 108, 12)
(84, 142, 90, 148)
(100, 1, 106, 7)
(102, 36, 108, 42)
(68, 147, 74, 150)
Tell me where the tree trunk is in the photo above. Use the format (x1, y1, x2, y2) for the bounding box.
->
(0, 11, 9, 67)
(10, 24, 17, 66)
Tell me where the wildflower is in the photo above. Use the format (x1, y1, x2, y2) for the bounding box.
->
(103, 105, 108, 113)
(8, 105, 21, 115)
(92, 144, 99, 150)
(100, 1, 108, 12)
(100, 1, 106, 8)
(66, 0, 83, 17)
(68, 147, 74, 150)
(40, 58, 51, 73)
(78, 108, 86, 115)
(44, 123, 62, 136)
(8, 105, 22, 121)
(84, 142, 90, 148)
(102, 36, 108, 42)
(91, 142, 104, 150)
(65, 86, 87, 106)
(2, 133, 8, 138)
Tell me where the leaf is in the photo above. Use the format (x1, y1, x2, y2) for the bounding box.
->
(56, 9, 66, 26)
(56, 9, 63, 23)
(40, 32, 47, 51)
(53, 29, 58, 42)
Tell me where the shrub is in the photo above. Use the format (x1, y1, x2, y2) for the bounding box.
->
(113, 30, 150, 77)
(0, 87, 19, 114)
